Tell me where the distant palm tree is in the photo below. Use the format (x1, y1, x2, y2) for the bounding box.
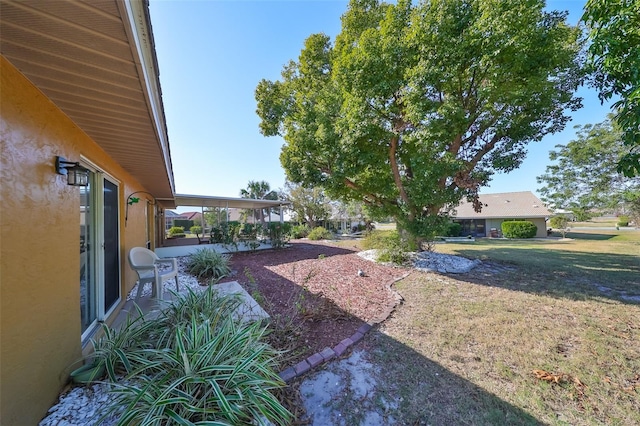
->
(240, 180, 278, 223)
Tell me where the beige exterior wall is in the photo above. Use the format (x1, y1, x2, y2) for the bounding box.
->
(530, 218, 549, 238)
(487, 218, 548, 238)
(0, 57, 155, 424)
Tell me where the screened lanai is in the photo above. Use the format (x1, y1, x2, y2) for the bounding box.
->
(155, 194, 290, 253)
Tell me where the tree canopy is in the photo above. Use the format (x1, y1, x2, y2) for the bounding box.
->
(239, 180, 279, 223)
(256, 0, 583, 237)
(537, 117, 640, 218)
(582, 0, 640, 177)
(283, 181, 331, 227)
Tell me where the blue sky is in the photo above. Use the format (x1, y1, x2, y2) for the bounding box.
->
(149, 0, 612, 202)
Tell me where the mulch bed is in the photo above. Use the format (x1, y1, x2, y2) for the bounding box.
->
(219, 240, 408, 363)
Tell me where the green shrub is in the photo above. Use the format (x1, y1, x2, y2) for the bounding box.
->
(617, 216, 629, 227)
(290, 224, 311, 239)
(190, 225, 203, 235)
(501, 221, 537, 238)
(363, 230, 414, 265)
(186, 248, 231, 281)
(444, 222, 462, 237)
(174, 219, 194, 230)
(267, 222, 291, 248)
(95, 288, 292, 425)
(210, 221, 241, 244)
(307, 226, 333, 240)
(238, 223, 257, 239)
(168, 226, 185, 237)
(362, 230, 396, 250)
(378, 231, 415, 264)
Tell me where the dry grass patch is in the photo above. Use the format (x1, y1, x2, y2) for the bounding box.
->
(368, 229, 639, 425)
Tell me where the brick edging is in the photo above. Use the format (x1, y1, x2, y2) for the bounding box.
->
(278, 271, 412, 383)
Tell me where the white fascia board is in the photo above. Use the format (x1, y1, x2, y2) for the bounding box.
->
(117, 0, 175, 194)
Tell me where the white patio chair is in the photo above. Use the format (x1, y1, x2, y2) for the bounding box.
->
(128, 247, 179, 301)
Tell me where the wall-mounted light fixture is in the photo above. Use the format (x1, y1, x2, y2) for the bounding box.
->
(56, 156, 90, 187)
(125, 191, 157, 226)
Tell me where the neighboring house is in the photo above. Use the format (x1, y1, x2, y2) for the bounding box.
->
(551, 208, 576, 221)
(330, 204, 365, 234)
(1, 1, 175, 424)
(181, 211, 204, 224)
(452, 191, 552, 238)
(165, 210, 182, 230)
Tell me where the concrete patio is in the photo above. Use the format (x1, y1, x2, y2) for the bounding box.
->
(111, 279, 270, 330)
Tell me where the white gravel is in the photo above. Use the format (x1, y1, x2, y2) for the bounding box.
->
(40, 382, 120, 426)
(357, 249, 482, 273)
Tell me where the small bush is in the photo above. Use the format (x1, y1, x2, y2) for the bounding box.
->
(444, 222, 462, 237)
(378, 231, 415, 265)
(362, 230, 396, 250)
(501, 221, 537, 238)
(173, 219, 194, 230)
(186, 248, 231, 281)
(290, 224, 311, 239)
(238, 223, 257, 239)
(307, 226, 333, 240)
(617, 216, 629, 227)
(549, 216, 568, 229)
(364, 230, 414, 265)
(190, 225, 203, 235)
(210, 221, 240, 244)
(168, 226, 185, 237)
(267, 222, 291, 248)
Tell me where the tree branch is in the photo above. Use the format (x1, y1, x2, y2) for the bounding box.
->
(389, 135, 411, 208)
(343, 177, 393, 207)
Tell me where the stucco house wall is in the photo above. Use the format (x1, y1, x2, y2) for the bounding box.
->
(0, 57, 154, 425)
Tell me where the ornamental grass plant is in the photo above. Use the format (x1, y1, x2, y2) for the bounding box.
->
(94, 287, 291, 425)
(186, 248, 231, 282)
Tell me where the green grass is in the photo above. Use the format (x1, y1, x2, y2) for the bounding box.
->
(368, 228, 640, 425)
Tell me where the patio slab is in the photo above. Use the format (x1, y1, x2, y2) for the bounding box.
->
(110, 280, 269, 330)
(211, 281, 270, 323)
(155, 242, 273, 259)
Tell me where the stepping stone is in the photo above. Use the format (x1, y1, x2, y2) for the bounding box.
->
(212, 281, 270, 322)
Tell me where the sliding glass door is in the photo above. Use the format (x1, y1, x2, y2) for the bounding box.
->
(80, 169, 121, 342)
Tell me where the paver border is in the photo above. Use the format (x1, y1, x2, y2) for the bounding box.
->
(278, 271, 411, 383)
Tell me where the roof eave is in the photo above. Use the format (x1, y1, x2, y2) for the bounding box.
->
(117, 0, 175, 195)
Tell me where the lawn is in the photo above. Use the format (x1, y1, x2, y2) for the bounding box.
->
(361, 229, 639, 425)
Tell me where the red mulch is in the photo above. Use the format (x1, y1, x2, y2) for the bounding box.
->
(219, 240, 407, 362)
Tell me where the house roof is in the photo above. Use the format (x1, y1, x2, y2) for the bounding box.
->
(181, 211, 202, 220)
(453, 191, 552, 219)
(0, 0, 175, 199)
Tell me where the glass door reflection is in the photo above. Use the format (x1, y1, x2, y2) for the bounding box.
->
(80, 179, 96, 335)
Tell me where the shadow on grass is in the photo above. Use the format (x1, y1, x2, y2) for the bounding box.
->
(450, 246, 640, 304)
(360, 330, 543, 426)
(564, 232, 617, 241)
(216, 241, 544, 424)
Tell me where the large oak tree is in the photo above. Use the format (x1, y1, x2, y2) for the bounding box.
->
(256, 0, 582, 237)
